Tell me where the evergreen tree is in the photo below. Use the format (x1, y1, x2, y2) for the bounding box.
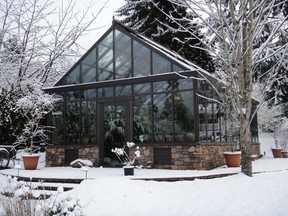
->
(116, 0, 214, 72)
(253, 0, 288, 106)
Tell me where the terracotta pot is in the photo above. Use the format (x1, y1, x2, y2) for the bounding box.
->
(123, 166, 134, 176)
(271, 149, 282, 158)
(223, 151, 241, 167)
(22, 155, 40, 170)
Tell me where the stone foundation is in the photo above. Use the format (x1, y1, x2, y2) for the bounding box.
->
(46, 143, 260, 170)
(132, 142, 260, 170)
(46, 145, 99, 167)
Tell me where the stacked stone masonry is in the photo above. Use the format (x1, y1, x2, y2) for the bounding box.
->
(46, 143, 260, 170)
(46, 145, 99, 167)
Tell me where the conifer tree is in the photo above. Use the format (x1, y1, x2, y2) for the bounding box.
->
(116, 0, 214, 72)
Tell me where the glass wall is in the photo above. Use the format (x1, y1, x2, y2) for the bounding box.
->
(51, 78, 195, 145)
(198, 80, 225, 142)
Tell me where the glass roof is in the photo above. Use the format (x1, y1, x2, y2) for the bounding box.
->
(55, 21, 190, 87)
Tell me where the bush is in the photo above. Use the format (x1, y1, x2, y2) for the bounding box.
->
(0, 176, 83, 216)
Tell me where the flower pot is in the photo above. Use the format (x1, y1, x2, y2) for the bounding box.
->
(22, 155, 40, 170)
(281, 151, 288, 158)
(123, 166, 134, 176)
(223, 151, 241, 167)
(250, 155, 258, 161)
(271, 148, 282, 158)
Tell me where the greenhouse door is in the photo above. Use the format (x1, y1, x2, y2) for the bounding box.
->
(98, 101, 131, 166)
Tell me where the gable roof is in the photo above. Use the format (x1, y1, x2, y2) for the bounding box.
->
(45, 20, 207, 93)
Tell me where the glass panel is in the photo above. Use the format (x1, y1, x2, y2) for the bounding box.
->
(115, 30, 132, 79)
(82, 101, 97, 145)
(152, 52, 171, 74)
(82, 48, 96, 83)
(98, 87, 113, 98)
(60, 65, 80, 85)
(66, 91, 82, 101)
(98, 31, 113, 57)
(51, 101, 64, 145)
(104, 105, 125, 166)
(199, 98, 224, 142)
(176, 79, 193, 90)
(134, 95, 152, 143)
(173, 64, 184, 72)
(153, 94, 173, 142)
(65, 102, 80, 145)
(134, 83, 151, 94)
(98, 31, 114, 81)
(98, 49, 113, 81)
(174, 91, 195, 142)
(153, 81, 173, 93)
(115, 85, 131, 96)
(133, 40, 151, 77)
(83, 89, 96, 99)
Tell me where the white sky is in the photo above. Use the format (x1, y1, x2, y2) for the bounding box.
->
(73, 0, 126, 52)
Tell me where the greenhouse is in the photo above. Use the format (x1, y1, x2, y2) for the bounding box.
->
(44, 20, 260, 170)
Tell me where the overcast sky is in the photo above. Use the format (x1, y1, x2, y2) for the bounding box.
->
(76, 0, 126, 52)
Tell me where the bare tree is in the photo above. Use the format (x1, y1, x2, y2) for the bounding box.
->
(155, 0, 288, 176)
(0, 0, 109, 146)
(0, 0, 108, 87)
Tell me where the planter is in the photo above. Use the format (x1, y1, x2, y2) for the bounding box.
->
(271, 148, 282, 158)
(223, 151, 241, 167)
(123, 166, 134, 176)
(22, 154, 40, 170)
(281, 151, 288, 158)
(251, 155, 258, 161)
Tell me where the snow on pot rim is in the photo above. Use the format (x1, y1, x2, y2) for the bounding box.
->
(223, 151, 242, 155)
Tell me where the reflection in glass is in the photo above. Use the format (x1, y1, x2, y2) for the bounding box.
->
(153, 94, 173, 142)
(98, 87, 113, 98)
(82, 101, 97, 144)
(104, 105, 125, 165)
(115, 85, 131, 96)
(83, 89, 96, 99)
(61, 65, 80, 85)
(153, 81, 172, 93)
(82, 48, 96, 83)
(98, 31, 113, 57)
(199, 97, 224, 142)
(65, 102, 80, 145)
(115, 30, 132, 79)
(51, 102, 64, 145)
(174, 91, 195, 141)
(152, 52, 171, 74)
(134, 83, 151, 94)
(177, 79, 193, 91)
(66, 91, 82, 101)
(134, 95, 152, 142)
(98, 49, 113, 81)
(133, 40, 151, 77)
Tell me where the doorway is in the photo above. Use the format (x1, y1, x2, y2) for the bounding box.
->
(98, 101, 131, 166)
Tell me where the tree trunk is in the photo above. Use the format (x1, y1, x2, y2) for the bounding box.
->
(238, 0, 254, 177)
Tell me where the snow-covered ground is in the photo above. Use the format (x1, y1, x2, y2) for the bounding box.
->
(1, 132, 288, 216)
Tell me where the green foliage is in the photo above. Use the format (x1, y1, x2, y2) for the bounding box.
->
(0, 85, 26, 145)
(117, 0, 214, 72)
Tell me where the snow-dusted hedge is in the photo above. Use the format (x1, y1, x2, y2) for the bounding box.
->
(0, 176, 83, 216)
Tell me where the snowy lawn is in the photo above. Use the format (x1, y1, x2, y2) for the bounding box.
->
(0, 133, 288, 216)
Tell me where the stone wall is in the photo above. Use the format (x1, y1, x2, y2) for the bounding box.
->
(46, 143, 260, 170)
(132, 142, 261, 170)
(46, 145, 99, 167)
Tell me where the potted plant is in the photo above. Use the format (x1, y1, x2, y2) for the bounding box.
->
(111, 141, 141, 176)
(275, 119, 288, 158)
(13, 84, 57, 170)
(223, 105, 241, 167)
